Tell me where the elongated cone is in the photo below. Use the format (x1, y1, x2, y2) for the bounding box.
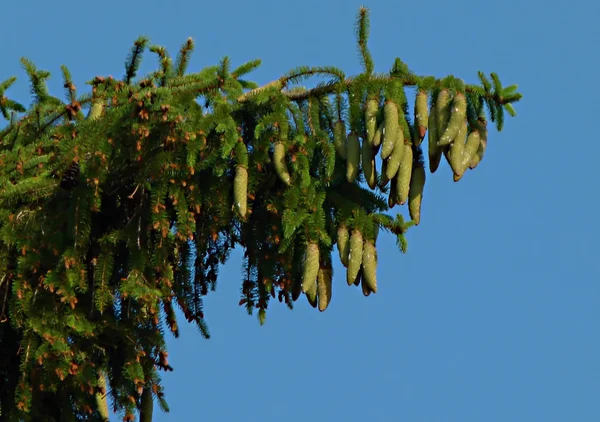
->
(438, 93, 467, 146)
(317, 266, 333, 311)
(333, 120, 347, 159)
(291, 246, 303, 301)
(414, 90, 429, 145)
(302, 242, 320, 294)
(273, 142, 291, 185)
(469, 129, 488, 170)
(88, 98, 104, 121)
(337, 226, 350, 267)
(372, 141, 381, 157)
(386, 130, 405, 180)
(447, 119, 468, 177)
(96, 375, 109, 421)
(435, 89, 452, 170)
(379, 158, 390, 188)
(408, 164, 426, 225)
(234, 165, 248, 218)
(362, 277, 372, 296)
(365, 98, 379, 146)
(462, 130, 481, 173)
(291, 275, 302, 302)
(362, 137, 377, 189)
(381, 101, 399, 159)
(367, 159, 377, 188)
(346, 132, 360, 182)
(347, 230, 363, 286)
(354, 269, 362, 287)
(397, 143, 413, 205)
(306, 277, 318, 308)
(436, 89, 452, 136)
(361, 241, 378, 293)
(373, 121, 384, 147)
(388, 175, 398, 208)
(428, 104, 441, 173)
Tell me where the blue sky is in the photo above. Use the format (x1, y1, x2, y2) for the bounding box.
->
(2, 0, 599, 421)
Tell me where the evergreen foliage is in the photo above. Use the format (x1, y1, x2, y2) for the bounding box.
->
(0, 7, 521, 421)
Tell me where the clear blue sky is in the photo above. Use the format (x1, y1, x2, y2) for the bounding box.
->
(2, 0, 599, 421)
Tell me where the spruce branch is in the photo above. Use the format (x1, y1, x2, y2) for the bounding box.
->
(0, 6, 523, 419)
(60, 65, 77, 103)
(149, 45, 173, 86)
(238, 74, 521, 129)
(0, 96, 26, 120)
(0, 76, 17, 93)
(231, 59, 262, 78)
(356, 6, 374, 75)
(260, 74, 520, 105)
(124, 36, 150, 84)
(174, 37, 194, 77)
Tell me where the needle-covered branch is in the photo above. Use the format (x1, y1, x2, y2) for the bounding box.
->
(0, 7, 522, 422)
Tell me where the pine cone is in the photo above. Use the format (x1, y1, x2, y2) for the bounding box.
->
(59, 161, 80, 190)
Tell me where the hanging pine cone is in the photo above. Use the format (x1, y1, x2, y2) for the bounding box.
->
(59, 160, 80, 190)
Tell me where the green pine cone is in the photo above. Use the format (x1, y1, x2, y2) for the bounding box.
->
(233, 165, 248, 218)
(414, 90, 429, 145)
(385, 130, 405, 180)
(334, 120, 347, 160)
(361, 275, 372, 296)
(302, 242, 320, 295)
(361, 241, 378, 294)
(317, 266, 333, 312)
(354, 269, 363, 287)
(469, 129, 488, 170)
(379, 158, 390, 188)
(365, 98, 379, 146)
(381, 101, 399, 159)
(408, 164, 426, 225)
(273, 141, 291, 185)
(396, 143, 413, 205)
(96, 375, 110, 421)
(436, 89, 452, 136)
(428, 103, 441, 173)
(291, 273, 302, 302)
(435, 89, 452, 171)
(367, 157, 377, 189)
(362, 136, 377, 189)
(447, 119, 467, 177)
(347, 230, 363, 286)
(346, 132, 360, 182)
(462, 129, 481, 173)
(373, 121, 384, 147)
(388, 174, 398, 208)
(438, 93, 467, 147)
(306, 278, 318, 308)
(337, 226, 350, 267)
(88, 98, 104, 121)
